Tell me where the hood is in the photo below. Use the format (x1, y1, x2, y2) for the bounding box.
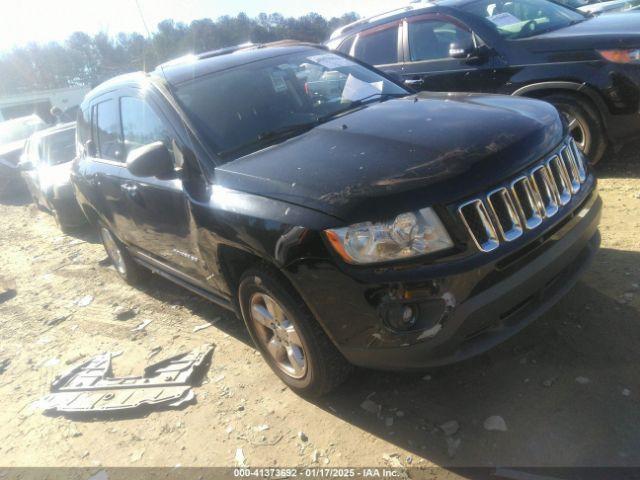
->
(520, 14, 640, 51)
(215, 92, 564, 224)
(0, 139, 26, 162)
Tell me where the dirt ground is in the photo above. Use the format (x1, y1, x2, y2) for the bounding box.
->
(0, 142, 639, 473)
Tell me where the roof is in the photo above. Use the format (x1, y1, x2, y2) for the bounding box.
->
(32, 122, 76, 139)
(83, 41, 325, 103)
(328, 0, 474, 41)
(154, 42, 323, 85)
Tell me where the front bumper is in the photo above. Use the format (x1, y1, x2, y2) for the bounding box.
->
(286, 185, 602, 370)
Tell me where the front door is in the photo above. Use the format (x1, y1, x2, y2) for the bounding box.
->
(400, 15, 497, 93)
(117, 93, 204, 283)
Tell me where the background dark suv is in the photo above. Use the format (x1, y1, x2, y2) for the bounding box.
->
(327, 0, 640, 164)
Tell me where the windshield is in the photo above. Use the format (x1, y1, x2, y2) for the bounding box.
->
(42, 128, 76, 166)
(0, 115, 47, 146)
(460, 0, 587, 39)
(172, 49, 408, 161)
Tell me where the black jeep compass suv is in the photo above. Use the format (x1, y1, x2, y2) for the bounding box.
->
(72, 43, 601, 396)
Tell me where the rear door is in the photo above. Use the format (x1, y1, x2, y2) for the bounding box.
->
(117, 89, 205, 283)
(85, 96, 137, 242)
(345, 21, 404, 78)
(400, 14, 497, 92)
(21, 136, 44, 204)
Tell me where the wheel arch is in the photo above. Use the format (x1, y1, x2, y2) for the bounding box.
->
(512, 81, 610, 134)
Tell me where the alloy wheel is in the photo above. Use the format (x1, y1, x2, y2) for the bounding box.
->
(249, 292, 307, 379)
(564, 111, 590, 153)
(100, 227, 126, 275)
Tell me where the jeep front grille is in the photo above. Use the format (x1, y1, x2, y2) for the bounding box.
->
(458, 138, 588, 253)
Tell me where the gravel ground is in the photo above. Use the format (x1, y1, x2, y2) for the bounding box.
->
(0, 142, 639, 473)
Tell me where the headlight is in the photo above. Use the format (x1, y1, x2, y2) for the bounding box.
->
(598, 49, 640, 64)
(325, 207, 453, 265)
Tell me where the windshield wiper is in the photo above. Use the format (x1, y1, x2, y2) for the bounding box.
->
(256, 121, 319, 142)
(317, 93, 407, 123)
(349, 92, 407, 108)
(219, 121, 319, 158)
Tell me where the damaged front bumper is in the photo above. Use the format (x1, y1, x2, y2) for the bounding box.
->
(286, 188, 601, 371)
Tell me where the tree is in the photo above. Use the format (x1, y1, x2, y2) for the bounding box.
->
(0, 11, 359, 95)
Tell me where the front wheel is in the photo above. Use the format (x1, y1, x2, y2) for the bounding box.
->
(545, 93, 607, 165)
(238, 267, 352, 397)
(98, 224, 148, 285)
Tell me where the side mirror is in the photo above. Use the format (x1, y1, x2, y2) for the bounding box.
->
(449, 42, 479, 59)
(18, 159, 34, 171)
(126, 142, 174, 178)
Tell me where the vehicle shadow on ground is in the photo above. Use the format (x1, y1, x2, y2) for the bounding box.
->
(131, 273, 253, 347)
(313, 247, 640, 468)
(597, 139, 640, 180)
(0, 185, 31, 206)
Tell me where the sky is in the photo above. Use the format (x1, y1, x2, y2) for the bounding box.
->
(0, 0, 409, 51)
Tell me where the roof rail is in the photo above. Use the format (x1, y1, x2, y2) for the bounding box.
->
(156, 40, 317, 70)
(330, 4, 419, 39)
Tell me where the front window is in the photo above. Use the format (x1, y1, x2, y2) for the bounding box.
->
(460, 0, 586, 39)
(172, 49, 407, 161)
(408, 20, 475, 62)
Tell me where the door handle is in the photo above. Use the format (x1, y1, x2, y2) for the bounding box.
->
(404, 78, 425, 87)
(121, 183, 138, 193)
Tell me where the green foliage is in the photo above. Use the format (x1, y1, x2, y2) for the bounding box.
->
(0, 11, 359, 96)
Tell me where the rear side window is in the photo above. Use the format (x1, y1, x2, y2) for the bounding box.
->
(120, 97, 173, 157)
(94, 99, 122, 161)
(337, 36, 356, 56)
(42, 129, 76, 166)
(76, 107, 91, 155)
(353, 27, 399, 65)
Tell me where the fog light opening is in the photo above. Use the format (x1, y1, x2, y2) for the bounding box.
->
(385, 304, 418, 331)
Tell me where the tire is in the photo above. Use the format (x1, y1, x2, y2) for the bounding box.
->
(544, 93, 607, 165)
(238, 266, 353, 397)
(52, 208, 73, 234)
(98, 223, 148, 285)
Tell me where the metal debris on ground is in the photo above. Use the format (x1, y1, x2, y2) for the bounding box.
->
(36, 344, 214, 415)
(360, 398, 379, 415)
(193, 323, 212, 333)
(131, 319, 152, 332)
(0, 358, 10, 375)
(483, 415, 508, 432)
(0, 288, 16, 304)
(148, 346, 162, 358)
(439, 420, 460, 436)
(76, 295, 93, 307)
(45, 314, 72, 327)
(114, 306, 138, 321)
(235, 447, 247, 466)
(575, 376, 591, 384)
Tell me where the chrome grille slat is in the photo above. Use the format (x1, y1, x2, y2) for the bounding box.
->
(569, 138, 587, 182)
(530, 165, 559, 218)
(511, 176, 544, 230)
(486, 187, 523, 242)
(560, 146, 581, 194)
(458, 199, 499, 252)
(547, 155, 572, 205)
(457, 139, 588, 253)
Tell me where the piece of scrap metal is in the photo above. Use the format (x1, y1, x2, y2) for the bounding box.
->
(36, 344, 213, 414)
